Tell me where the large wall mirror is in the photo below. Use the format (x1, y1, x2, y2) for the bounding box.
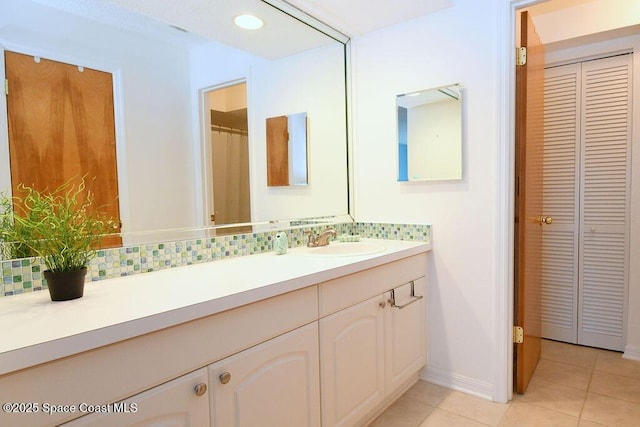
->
(397, 84, 462, 182)
(0, 0, 350, 255)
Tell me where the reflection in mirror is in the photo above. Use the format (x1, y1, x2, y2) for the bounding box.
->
(0, 0, 350, 255)
(397, 84, 462, 181)
(266, 113, 308, 187)
(207, 82, 252, 234)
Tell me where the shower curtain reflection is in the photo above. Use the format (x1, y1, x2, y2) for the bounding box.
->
(211, 126, 251, 234)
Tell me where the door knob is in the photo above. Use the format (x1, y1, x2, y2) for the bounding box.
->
(537, 216, 553, 225)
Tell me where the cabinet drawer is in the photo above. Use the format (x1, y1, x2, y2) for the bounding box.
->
(319, 253, 426, 317)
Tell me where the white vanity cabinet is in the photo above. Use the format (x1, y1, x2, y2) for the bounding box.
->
(63, 368, 210, 427)
(209, 322, 321, 427)
(318, 255, 427, 427)
(320, 294, 386, 427)
(0, 242, 430, 427)
(384, 278, 427, 394)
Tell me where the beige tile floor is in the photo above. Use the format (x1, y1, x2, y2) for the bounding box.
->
(369, 339, 640, 426)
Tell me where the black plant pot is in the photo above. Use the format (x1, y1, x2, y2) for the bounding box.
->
(44, 267, 87, 301)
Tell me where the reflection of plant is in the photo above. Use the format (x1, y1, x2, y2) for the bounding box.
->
(0, 178, 118, 272)
(0, 195, 35, 259)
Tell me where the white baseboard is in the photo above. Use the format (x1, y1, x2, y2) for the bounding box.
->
(623, 344, 640, 361)
(421, 365, 494, 401)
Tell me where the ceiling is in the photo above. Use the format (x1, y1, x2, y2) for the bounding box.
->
(285, 0, 453, 37)
(34, 0, 635, 59)
(31, 0, 334, 59)
(31, 0, 454, 58)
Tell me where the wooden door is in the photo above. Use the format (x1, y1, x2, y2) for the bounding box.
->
(266, 115, 289, 186)
(514, 11, 545, 394)
(5, 51, 121, 247)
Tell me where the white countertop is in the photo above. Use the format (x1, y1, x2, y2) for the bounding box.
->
(0, 239, 430, 375)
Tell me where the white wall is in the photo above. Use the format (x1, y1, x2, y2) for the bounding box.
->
(0, 0, 196, 236)
(352, 0, 501, 398)
(250, 43, 347, 221)
(529, 0, 640, 46)
(407, 100, 462, 180)
(352, 0, 640, 401)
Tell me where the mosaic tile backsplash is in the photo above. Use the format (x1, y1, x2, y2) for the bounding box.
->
(1, 222, 430, 297)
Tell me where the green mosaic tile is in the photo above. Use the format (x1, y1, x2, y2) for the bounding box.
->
(1, 221, 430, 298)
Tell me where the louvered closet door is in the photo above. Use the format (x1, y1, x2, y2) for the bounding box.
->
(541, 54, 631, 351)
(578, 54, 631, 351)
(541, 63, 580, 344)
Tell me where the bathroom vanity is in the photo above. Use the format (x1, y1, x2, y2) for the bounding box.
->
(0, 239, 430, 427)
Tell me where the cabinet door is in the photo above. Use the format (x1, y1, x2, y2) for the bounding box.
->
(320, 295, 385, 427)
(209, 322, 320, 427)
(63, 368, 209, 426)
(384, 277, 427, 393)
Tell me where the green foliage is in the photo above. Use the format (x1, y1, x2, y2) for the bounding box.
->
(0, 178, 118, 272)
(0, 195, 36, 259)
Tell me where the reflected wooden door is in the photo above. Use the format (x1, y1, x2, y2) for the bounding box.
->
(514, 11, 545, 394)
(5, 51, 121, 247)
(266, 115, 289, 186)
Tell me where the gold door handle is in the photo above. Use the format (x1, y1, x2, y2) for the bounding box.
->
(537, 216, 553, 225)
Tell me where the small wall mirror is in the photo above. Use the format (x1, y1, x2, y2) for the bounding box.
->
(266, 112, 308, 186)
(397, 84, 462, 181)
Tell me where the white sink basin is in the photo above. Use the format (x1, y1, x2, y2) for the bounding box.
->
(298, 242, 385, 257)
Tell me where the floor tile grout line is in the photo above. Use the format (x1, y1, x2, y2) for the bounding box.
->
(527, 373, 592, 393)
(516, 399, 584, 423)
(577, 366, 594, 422)
(586, 390, 640, 407)
(432, 406, 497, 427)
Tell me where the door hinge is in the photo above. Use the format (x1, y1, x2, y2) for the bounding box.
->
(513, 326, 524, 344)
(516, 47, 527, 66)
(4, 78, 7, 96)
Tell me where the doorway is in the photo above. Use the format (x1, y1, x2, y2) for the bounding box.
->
(512, 0, 636, 396)
(202, 82, 252, 235)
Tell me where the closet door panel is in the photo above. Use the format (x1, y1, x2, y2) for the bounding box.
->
(541, 64, 580, 343)
(579, 55, 631, 351)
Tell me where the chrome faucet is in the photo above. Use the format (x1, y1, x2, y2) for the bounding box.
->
(304, 228, 337, 247)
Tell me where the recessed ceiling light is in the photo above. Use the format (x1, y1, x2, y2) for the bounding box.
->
(234, 14, 264, 30)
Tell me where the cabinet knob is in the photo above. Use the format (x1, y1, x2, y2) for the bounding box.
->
(219, 372, 231, 384)
(194, 383, 207, 396)
(379, 301, 386, 309)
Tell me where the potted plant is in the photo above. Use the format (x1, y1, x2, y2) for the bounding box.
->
(0, 178, 118, 301)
